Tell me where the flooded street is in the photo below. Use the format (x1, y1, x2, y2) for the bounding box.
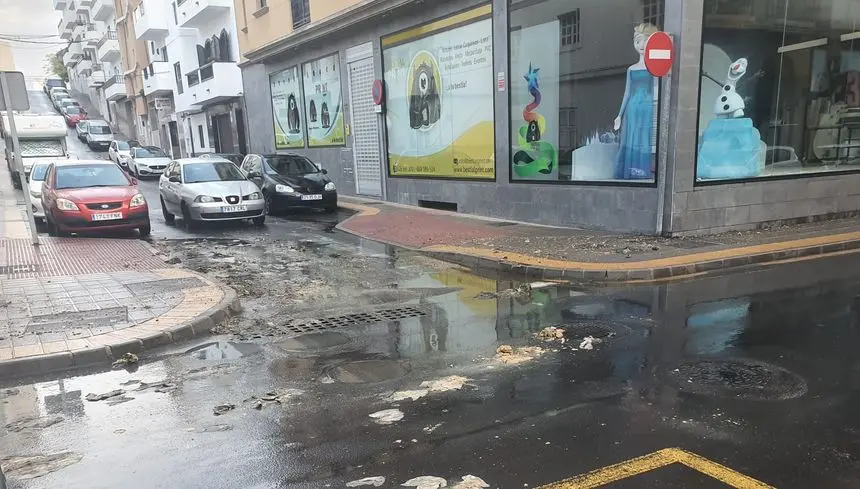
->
(4, 218, 860, 488)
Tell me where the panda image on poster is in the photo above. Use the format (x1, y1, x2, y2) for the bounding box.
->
(309, 99, 318, 123)
(321, 102, 330, 129)
(287, 94, 301, 134)
(408, 52, 441, 130)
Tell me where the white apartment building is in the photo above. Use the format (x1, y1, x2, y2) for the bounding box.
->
(56, 0, 123, 129)
(132, 0, 246, 157)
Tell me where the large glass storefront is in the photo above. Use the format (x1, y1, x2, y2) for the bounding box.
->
(509, 0, 665, 184)
(697, 0, 860, 182)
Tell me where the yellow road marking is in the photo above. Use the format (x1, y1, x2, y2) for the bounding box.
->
(536, 448, 775, 489)
(338, 201, 380, 216)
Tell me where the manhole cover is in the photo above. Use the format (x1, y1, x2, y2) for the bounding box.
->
(276, 332, 351, 352)
(668, 358, 807, 400)
(329, 360, 410, 384)
(285, 306, 427, 335)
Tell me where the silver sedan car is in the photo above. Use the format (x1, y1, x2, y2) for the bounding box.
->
(158, 157, 266, 226)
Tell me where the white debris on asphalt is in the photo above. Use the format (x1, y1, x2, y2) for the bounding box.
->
(579, 336, 601, 350)
(346, 476, 386, 487)
(369, 409, 404, 424)
(419, 375, 469, 392)
(401, 476, 448, 489)
(529, 282, 556, 289)
(423, 422, 443, 434)
(452, 475, 490, 489)
(388, 389, 429, 402)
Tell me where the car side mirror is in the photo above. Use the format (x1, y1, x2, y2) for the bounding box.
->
(321, 168, 328, 174)
(168, 176, 181, 183)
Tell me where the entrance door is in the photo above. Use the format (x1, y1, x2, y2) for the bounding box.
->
(235, 109, 247, 155)
(168, 121, 181, 158)
(347, 46, 382, 197)
(212, 114, 234, 153)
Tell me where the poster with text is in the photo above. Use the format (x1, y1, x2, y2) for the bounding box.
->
(271, 66, 305, 149)
(383, 9, 495, 179)
(302, 53, 345, 147)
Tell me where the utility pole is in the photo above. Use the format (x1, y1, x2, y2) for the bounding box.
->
(0, 71, 39, 245)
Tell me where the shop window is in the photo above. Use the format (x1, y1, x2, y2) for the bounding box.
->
(696, 0, 860, 183)
(510, 0, 662, 183)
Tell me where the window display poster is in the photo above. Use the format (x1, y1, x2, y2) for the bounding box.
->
(271, 66, 305, 149)
(510, 21, 560, 180)
(302, 53, 345, 147)
(383, 13, 495, 179)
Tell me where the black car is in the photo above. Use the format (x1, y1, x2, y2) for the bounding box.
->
(240, 153, 337, 213)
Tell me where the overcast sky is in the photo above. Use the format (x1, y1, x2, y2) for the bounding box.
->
(0, 0, 64, 81)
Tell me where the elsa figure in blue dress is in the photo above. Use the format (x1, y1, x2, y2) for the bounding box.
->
(613, 23, 659, 180)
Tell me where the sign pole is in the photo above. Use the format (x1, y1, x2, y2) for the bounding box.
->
(0, 72, 40, 246)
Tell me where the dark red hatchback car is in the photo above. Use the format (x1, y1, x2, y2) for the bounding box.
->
(41, 160, 150, 237)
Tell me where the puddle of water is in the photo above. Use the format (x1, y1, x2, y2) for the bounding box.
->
(329, 359, 411, 384)
(186, 341, 260, 361)
(275, 332, 351, 352)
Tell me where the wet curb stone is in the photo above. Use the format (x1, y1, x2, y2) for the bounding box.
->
(337, 199, 860, 283)
(0, 272, 240, 381)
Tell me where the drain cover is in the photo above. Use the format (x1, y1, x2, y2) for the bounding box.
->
(668, 358, 807, 401)
(285, 306, 426, 335)
(329, 360, 410, 384)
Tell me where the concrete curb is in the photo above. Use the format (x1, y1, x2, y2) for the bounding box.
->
(0, 273, 241, 380)
(336, 200, 860, 283)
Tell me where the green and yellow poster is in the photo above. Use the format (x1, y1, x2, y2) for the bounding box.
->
(382, 5, 495, 179)
(270, 66, 305, 149)
(302, 53, 345, 147)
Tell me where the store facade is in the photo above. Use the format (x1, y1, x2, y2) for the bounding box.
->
(241, 0, 860, 234)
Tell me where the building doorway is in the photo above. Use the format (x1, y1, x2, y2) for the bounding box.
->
(346, 42, 382, 197)
(168, 121, 181, 158)
(235, 109, 247, 155)
(211, 113, 234, 153)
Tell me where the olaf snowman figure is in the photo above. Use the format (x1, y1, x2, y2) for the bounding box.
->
(713, 58, 748, 119)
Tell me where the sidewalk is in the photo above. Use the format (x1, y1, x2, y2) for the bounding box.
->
(0, 167, 239, 379)
(338, 196, 860, 282)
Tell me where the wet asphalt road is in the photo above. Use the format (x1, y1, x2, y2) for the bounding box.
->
(4, 92, 860, 488)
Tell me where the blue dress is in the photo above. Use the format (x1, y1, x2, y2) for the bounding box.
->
(614, 69, 654, 180)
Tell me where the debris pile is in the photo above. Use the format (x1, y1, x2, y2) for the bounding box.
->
(243, 389, 303, 410)
(111, 352, 139, 369)
(495, 345, 545, 365)
(213, 404, 236, 416)
(368, 408, 404, 425)
(538, 326, 565, 341)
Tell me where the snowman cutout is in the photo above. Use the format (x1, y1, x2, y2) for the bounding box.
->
(713, 58, 748, 119)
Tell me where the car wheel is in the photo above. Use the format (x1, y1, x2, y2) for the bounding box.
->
(160, 197, 175, 224)
(138, 223, 151, 238)
(181, 202, 196, 229)
(46, 216, 57, 236)
(263, 192, 272, 215)
(252, 214, 266, 226)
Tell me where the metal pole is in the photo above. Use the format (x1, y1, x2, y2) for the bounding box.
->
(0, 72, 40, 246)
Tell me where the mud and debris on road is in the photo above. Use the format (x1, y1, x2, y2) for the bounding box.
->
(0, 452, 83, 480)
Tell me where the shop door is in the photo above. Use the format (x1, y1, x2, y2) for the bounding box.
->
(347, 50, 382, 197)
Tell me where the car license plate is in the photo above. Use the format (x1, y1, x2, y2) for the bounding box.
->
(91, 212, 123, 221)
(301, 194, 323, 201)
(221, 205, 247, 213)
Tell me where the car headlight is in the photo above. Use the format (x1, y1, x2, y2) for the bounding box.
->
(324, 182, 336, 191)
(275, 184, 295, 193)
(194, 195, 217, 203)
(129, 193, 146, 207)
(247, 192, 262, 200)
(56, 198, 79, 211)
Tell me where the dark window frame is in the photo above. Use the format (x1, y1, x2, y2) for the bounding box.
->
(290, 0, 310, 29)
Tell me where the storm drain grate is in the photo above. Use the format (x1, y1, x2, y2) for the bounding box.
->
(0, 264, 39, 275)
(286, 306, 427, 334)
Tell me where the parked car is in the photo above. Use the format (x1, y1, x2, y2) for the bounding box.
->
(159, 157, 265, 227)
(44, 78, 66, 94)
(198, 152, 244, 166)
(27, 162, 53, 223)
(108, 140, 133, 169)
(41, 159, 149, 237)
(240, 153, 337, 213)
(57, 98, 80, 113)
(75, 120, 89, 141)
(61, 106, 87, 127)
(49, 88, 69, 107)
(129, 146, 170, 178)
(83, 120, 113, 151)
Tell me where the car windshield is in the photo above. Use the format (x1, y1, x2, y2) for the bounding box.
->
(183, 162, 247, 183)
(264, 155, 319, 175)
(89, 125, 111, 135)
(134, 146, 166, 158)
(65, 107, 82, 115)
(116, 141, 130, 150)
(47, 80, 64, 88)
(55, 164, 129, 189)
(30, 164, 50, 181)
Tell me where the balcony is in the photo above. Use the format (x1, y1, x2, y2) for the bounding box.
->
(63, 42, 83, 67)
(103, 75, 126, 101)
(72, 22, 87, 40)
(133, 0, 169, 41)
(53, 0, 68, 10)
(177, 62, 241, 111)
(91, 0, 114, 21)
(88, 66, 106, 87)
(143, 61, 175, 96)
(97, 31, 120, 62)
(78, 55, 94, 75)
(83, 25, 101, 47)
(60, 9, 77, 34)
(75, 0, 89, 13)
(59, 19, 72, 40)
(176, 0, 231, 28)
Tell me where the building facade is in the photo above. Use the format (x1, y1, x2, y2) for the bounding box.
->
(0, 42, 14, 72)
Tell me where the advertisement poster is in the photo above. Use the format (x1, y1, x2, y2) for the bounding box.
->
(302, 53, 345, 147)
(383, 6, 495, 179)
(509, 21, 560, 180)
(270, 66, 305, 149)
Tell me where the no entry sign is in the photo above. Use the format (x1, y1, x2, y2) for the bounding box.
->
(644, 32, 674, 77)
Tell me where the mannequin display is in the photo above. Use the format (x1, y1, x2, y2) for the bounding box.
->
(697, 57, 766, 180)
(613, 23, 659, 180)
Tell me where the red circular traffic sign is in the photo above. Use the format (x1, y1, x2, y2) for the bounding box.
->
(644, 32, 674, 77)
(372, 79, 384, 105)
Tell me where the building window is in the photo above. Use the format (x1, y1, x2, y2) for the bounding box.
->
(510, 0, 662, 184)
(198, 125, 205, 147)
(642, 0, 664, 29)
(290, 0, 310, 29)
(696, 0, 860, 183)
(559, 10, 580, 48)
(174, 62, 183, 94)
(259, 0, 267, 7)
(171, 2, 178, 24)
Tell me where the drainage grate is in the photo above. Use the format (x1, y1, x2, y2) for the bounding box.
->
(0, 264, 39, 275)
(285, 306, 427, 334)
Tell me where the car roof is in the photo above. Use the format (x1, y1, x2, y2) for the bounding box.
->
(53, 159, 117, 167)
(87, 119, 109, 125)
(175, 157, 232, 165)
